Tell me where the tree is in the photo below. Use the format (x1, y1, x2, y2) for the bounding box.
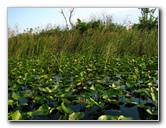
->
(60, 8, 75, 30)
(137, 8, 158, 30)
(75, 18, 88, 35)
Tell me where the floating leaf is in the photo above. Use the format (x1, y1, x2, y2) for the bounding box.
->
(89, 97, 98, 105)
(98, 115, 118, 120)
(96, 83, 104, 90)
(38, 87, 47, 92)
(12, 92, 23, 101)
(151, 109, 158, 115)
(62, 99, 71, 104)
(146, 109, 152, 115)
(107, 99, 119, 105)
(97, 102, 105, 107)
(118, 115, 132, 120)
(125, 99, 137, 105)
(61, 102, 74, 114)
(103, 89, 121, 99)
(40, 74, 48, 79)
(52, 84, 61, 92)
(90, 84, 95, 90)
(110, 83, 120, 90)
(56, 106, 63, 113)
(45, 87, 52, 93)
(69, 112, 85, 120)
(33, 95, 46, 104)
(77, 82, 82, 86)
(8, 99, 15, 106)
(12, 110, 23, 120)
(137, 104, 149, 109)
(59, 115, 67, 120)
(27, 104, 50, 117)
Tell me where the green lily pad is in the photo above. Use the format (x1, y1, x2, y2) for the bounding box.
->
(103, 89, 122, 99)
(98, 115, 118, 120)
(59, 115, 67, 120)
(110, 83, 120, 90)
(107, 99, 119, 105)
(45, 87, 52, 93)
(151, 109, 158, 115)
(52, 84, 61, 92)
(12, 110, 23, 120)
(125, 99, 138, 105)
(12, 92, 23, 101)
(62, 99, 71, 104)
(56, 106, 64, 113)
(146, 109, 152, 115)
(137, 104, 149, 109)
(61, 102, 74, 114)
(89, 97, 98, 105)
(40, 74, 48, 79)
(90, 84, 95, 91)
(118, 115, 133, 120)
(27, 104, 53, 117)
(97, 102, 105, 107)
(69, 112, 85, 120)
(8, 99, 16, 106)
(38, 87, 47, 92)
(96, 83, 105, 90)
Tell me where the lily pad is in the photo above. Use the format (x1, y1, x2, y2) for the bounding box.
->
(12, 92, 23, 101)
(118, 115, 133, 120)
(125, 99, 138, 105)
(137, 104, 149, 109)
(151, 109, 158, 115)
(90, 84, 95, 91)
(69, 112, 85, 120)
(27, 104, 53, 117)
(61, 102, 74, 114)
(98, 115, 118, 120)
(8, 99, 16, 106)
(107, 99, 119, 105)
(12, 110, 23, 120)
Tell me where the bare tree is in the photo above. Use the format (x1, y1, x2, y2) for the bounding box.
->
(60, 9, 69, 30)
(101, 12, 112, 28)
(60, 8, 75, 30)
(69, 8, 75, 29)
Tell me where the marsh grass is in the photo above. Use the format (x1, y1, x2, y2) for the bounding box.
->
(8, 25, 158, 69)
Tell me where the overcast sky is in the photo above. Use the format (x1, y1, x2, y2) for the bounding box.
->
(8, 7, 158, 33)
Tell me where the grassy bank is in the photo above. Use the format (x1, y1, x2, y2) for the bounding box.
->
(8, 27, 158, 60)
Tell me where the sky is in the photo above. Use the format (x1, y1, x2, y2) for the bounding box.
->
(8, 7, 158, 34)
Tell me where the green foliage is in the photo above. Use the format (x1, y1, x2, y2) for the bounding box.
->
(8, 55, 158, 120)
(69, 112, 85, 120)
(8, 10, 158, 120)
(98, 115, 133, 120)
(75, 18, 104, 35)
(12, 110, 23, 120)
(137, 8, 158, 31)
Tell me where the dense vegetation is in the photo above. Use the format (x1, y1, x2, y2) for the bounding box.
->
(8, 8, 158, 120)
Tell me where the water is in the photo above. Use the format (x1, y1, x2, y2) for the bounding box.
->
(11, 74, 158, 120)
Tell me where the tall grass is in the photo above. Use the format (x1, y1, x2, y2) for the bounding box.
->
(8, 27, 158, 65)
